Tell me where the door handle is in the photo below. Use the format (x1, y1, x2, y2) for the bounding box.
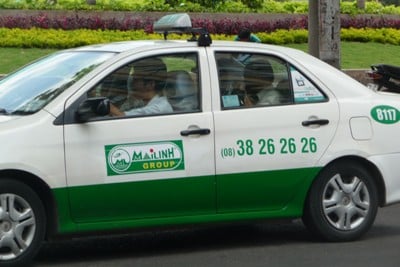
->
(302, 119, 329, 127)
(180, 128, 211, 136)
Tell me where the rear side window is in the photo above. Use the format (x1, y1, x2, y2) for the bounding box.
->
(290, 66, 326, 103)
(215, 52, 326, 109)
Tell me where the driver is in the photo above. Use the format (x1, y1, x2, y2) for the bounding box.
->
(109, 57, 173, 116)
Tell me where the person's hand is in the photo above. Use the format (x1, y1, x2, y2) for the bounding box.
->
(244, 94, 257, 107)
(244, 95, 252, 107)
(109, 103, 125, 116)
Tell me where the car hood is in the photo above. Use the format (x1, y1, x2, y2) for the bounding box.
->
(0, 115, 20, 123)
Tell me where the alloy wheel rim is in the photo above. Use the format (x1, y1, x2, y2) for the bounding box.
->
(322, 173, 370, 231)
(0, 193, 36, 260)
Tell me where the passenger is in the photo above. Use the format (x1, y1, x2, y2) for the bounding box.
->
(234, 28, 261, 43)
(243, 60, 280, 107)
(109, 58, 173, 116)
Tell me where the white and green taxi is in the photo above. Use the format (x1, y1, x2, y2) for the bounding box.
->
(1, 13, 400, 266)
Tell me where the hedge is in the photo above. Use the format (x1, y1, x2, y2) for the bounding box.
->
(1, 27, 399, 48)
(0, 0, 400, 15)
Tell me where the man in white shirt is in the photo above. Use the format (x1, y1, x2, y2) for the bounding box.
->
(110, 58, 173, 116)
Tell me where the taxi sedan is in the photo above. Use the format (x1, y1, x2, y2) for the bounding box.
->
(1, 14, 400, 266)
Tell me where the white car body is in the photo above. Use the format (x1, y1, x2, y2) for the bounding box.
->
(1, 36, 400, 265)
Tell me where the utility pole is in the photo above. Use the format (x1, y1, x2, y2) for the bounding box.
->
(308, 0, 341, 69)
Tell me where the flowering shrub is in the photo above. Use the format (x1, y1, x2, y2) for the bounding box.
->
(0, 0, 399, 15)
(0, 13, 153, 31)
(191, 16, 308, 34)
(2, 13, 400, 33)
(0, 13, 309, 33)
(341, 15, 400, 29)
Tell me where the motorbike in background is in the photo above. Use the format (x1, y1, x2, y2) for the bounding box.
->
(366, 64, 400, 93)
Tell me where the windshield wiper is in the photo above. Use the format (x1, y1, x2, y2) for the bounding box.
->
(10, 110, 35, 115)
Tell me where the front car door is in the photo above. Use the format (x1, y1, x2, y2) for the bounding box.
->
(208, 48, 340, 215)
(63, 49, 216, 224)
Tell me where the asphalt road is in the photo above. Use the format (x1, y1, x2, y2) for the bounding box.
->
(33, 204, 400, 267)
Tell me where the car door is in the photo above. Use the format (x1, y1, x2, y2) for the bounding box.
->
(63, 50, 216, 223)
(209, 49, 340, 213)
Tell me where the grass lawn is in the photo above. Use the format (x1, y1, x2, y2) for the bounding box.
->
(1, 42, 400, 74)
(0, 47, 57, 74)
(287, 42, 400, 69)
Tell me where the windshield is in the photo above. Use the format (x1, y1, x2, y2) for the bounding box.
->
(0, 51, 115, 115)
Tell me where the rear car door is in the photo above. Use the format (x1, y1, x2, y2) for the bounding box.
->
(63, 49, 216, 223)
(209, 49, 340, 213)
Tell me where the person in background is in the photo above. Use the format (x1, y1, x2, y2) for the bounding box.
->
(234, 28, 261, 43)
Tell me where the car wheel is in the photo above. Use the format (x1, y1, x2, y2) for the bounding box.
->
(303, 161, 378, 241)
(0, 179, 46, 266)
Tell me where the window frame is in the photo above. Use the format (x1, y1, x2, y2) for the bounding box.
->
(82, 52, 202, 122)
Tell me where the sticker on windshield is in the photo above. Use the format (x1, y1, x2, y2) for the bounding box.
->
(105, 140, 185, 176)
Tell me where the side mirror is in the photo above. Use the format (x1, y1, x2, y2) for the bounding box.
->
(76, 97, 110, 122)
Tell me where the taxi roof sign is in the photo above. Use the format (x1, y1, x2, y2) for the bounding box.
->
(153, 13, 212, 47)
(153, 13, 192, 34)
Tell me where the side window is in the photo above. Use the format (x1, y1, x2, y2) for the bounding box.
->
(289, 66, 327, 103)
(216, 52, 293, 109)
(88, 66, 132, 109)
(88, 53, 200, 118)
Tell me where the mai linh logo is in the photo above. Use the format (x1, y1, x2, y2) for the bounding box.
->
(105, 140, 185, 176)
(109, 148, 131, 172)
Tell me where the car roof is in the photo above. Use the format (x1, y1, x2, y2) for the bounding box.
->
(71, 40, 196, 53)
(69, 39, 297, 54)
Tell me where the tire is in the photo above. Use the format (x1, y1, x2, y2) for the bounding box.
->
(0, 179, 46, 266)
(302, 161, 378, 242)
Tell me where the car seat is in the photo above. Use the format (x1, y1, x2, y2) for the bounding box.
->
(165, 70, 199, 112)
(244, 60, 282, 105)
(273, 78, 292, 104)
